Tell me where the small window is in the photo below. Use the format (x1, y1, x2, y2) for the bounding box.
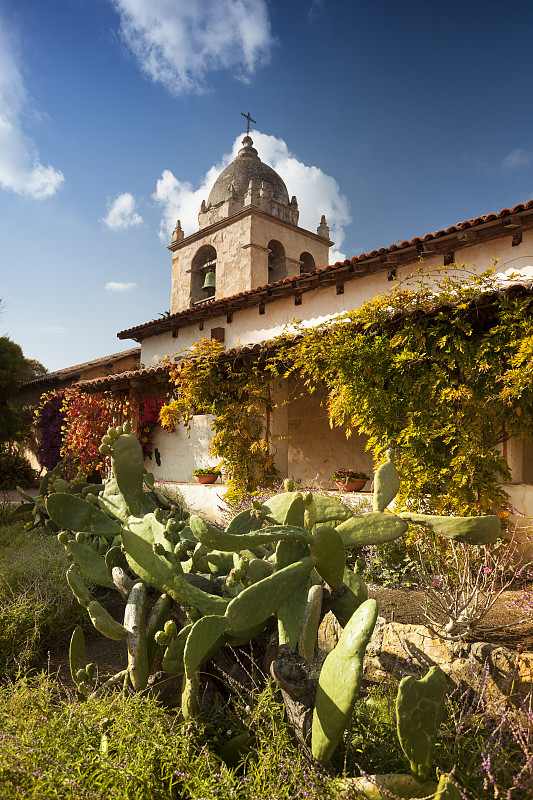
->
(210, 327, 225, 343)
(444, 252, 455, 266)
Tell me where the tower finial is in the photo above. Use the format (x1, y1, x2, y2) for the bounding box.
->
(241, 111, 257, 135)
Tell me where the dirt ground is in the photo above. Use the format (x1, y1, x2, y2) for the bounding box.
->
(41, 584, 533, 689)
(367, 584, 533, 650)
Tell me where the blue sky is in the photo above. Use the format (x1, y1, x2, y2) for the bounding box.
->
(1, 0, 533, 371)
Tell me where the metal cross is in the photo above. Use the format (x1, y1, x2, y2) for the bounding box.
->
(241, 111, 257, 135)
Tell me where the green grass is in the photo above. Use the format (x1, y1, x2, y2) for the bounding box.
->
(1, 669, 531, 800)
(0, 518, 531, 799)
(0, 674, 334, 800)
(0, 520, 86, 676)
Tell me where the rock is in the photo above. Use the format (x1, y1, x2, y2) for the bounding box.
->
(317, 611, 343, 652)
(319, 613, 533, 711)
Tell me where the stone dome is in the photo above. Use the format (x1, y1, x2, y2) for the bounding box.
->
(207, 136, 290, 207)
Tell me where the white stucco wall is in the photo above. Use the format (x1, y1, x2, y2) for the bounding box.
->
(286, 386, 373, 487)
(142, 269, 394, 366)
(147, 415, 218, 483)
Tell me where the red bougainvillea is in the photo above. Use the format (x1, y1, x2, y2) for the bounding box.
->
(60, 389, 129, 477)
(135, 395, 165, 458)
(34, 384, 170, 476)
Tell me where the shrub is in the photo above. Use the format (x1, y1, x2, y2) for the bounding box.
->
(0, 449, 38, 489)
(0, 521, 85, 676)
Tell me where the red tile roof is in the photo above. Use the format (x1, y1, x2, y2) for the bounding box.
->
(78, 283, 533, 393)
(117, 199, 533, 341)
(75, 342, 269, 392)
(21, 347, 141, 389)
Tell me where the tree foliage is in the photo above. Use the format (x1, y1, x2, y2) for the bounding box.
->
(0, 337, 36, 446)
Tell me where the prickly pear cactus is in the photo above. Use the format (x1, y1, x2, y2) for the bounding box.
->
(48, 427, 495, 784)
(396, 666, 447, 782)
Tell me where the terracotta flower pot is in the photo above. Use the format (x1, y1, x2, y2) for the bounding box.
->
(194, 473, 218, 484)
(335, 478, 367, 492)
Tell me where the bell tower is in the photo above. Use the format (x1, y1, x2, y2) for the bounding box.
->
(168, 133, 333, 314)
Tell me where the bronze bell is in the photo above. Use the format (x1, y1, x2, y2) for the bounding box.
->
(202, 269, 216, 293)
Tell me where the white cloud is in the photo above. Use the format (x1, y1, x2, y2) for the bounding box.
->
(308, 0, 324, 22)
(152, 131, 351, 262)
(153, 162, 223, 242)
(111, 0, 274, 95)
(502, 149, 533, 171)
(105, 281, 137, 292)
(103, 192, 143, 231)
(0, 14, 64, 199)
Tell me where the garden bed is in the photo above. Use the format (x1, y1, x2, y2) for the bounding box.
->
(40, 584, 533, 692)
(367, 584, 533, 650)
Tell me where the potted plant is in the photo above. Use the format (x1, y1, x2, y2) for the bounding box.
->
(192, 467, 221, 485)
(330, 468, 370, 492)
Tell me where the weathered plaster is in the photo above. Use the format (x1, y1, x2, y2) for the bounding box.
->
(156, 480, 229, 524)
(147, 416, 218, 483)
(286, 385, 373, 487)
(170, 207, 331, 314)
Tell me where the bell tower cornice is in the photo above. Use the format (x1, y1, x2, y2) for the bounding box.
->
(168, 203, 333, 253)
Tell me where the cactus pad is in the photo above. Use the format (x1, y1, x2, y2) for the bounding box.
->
(399, 512, 500, 544)
(312, 598, 378, 764)
(373, 450, 400, 512)
(336, 511, 407, 548)
(396, 665, 447, 782)
(310, 525, 345, 589)
(47, 493, 121, 537)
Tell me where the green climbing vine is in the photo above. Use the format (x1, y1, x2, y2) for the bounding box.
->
(279, 267, 533, 516)
(159, 267, 533, 513)
(159, 339, 279, 500)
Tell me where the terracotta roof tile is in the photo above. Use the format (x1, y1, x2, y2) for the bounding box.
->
(21, 347, 141, 389)
(75, 361, 170, 391)
(75, 340, 274, 392)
